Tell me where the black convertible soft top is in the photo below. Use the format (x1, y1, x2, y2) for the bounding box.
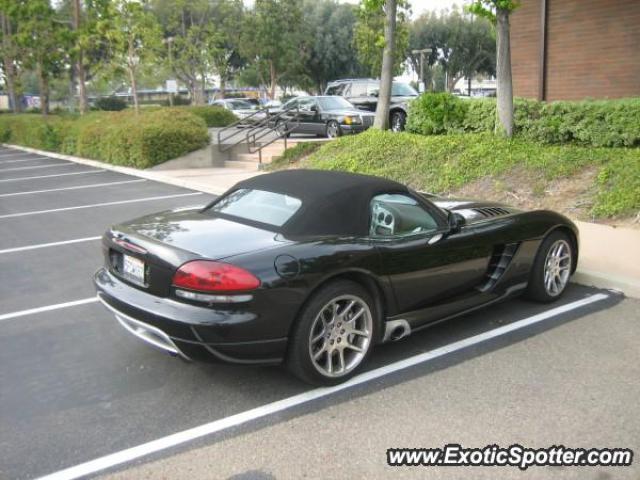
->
(233, 169, 409, 236)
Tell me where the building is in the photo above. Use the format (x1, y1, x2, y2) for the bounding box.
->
(510, 0, 640, 101)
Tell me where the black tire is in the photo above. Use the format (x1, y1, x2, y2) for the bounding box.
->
(326, 120, 341, 139)
(390, 111, 406, 132)
(286, 280, 379, 386)
(525, 230, 574, 303)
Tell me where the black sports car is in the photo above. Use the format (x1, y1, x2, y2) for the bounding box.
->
(94, 170, 578, 385)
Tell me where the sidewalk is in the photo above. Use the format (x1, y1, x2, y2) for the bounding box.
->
(4, 143, 639, 298)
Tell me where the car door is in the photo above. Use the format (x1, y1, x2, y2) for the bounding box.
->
(370, 193, 491, 317)
(296, 98, 319, 134)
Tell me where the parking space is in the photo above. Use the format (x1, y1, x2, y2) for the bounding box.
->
(0, 146, 635, 480)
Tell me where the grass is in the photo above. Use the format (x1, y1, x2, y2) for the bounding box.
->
(267, 142, 322, 170)
(280, 129, 639, 219)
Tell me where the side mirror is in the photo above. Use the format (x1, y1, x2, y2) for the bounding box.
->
(448, 211, 465, 233)
(310, 105, 318, 112)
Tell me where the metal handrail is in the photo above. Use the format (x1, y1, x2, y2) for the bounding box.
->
(244, 107, 301, 165)
(217, 107, 272, 152)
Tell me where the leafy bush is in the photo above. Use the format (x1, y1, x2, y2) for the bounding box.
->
(406, 92, 468, 135)
(0, 109, 209, 168)
(181, 106, 237, 127)
(94, 96, 128, 111)
(290, 129, 640, 219)
(434, 96, 640, 147)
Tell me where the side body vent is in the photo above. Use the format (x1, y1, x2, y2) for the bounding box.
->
(473, 207, 511, 218)
(478, 243, 520, 292)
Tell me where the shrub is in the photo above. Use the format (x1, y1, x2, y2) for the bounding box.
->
(162, 95, 191, 106)
(180, 106, 237, 127)
(415, 96, 640, 147)
(94, 96, 128, 111)
(406, 92, 468, 135)
(0, 108, 210, 169)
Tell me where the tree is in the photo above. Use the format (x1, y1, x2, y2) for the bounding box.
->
(150, 0, 221, 104)
(241, 0, 307, 100)
(302, 0, 365, 94)
(209, 0, 245, 98)
(410, 9, 495, 93)
(355, 0, 408, 79)
(14, 0, 70, 116)
(468, 0, 518, 137)
(0, 1, 21, 112)
(105, 0, 162, 113)
(359, 0, 406, 130)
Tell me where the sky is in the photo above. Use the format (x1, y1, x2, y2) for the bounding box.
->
(339, 0, 468, 18)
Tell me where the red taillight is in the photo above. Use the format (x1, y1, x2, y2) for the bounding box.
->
(172, 260, 260, 292)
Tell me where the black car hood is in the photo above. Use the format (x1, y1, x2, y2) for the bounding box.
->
(116, 207, 289, 259)
(423, 194, 521, 224)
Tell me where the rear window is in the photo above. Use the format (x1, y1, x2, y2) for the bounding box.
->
(207, 189, 302, 227)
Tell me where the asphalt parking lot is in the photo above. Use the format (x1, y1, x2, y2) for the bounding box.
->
(1, 146, 638, 480)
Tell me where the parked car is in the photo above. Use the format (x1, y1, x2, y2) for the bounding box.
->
(325, 78, 419, 132)
(271, 96, 375, 138)
(94, 170, 578, 386)
(209, 98, 266, 123)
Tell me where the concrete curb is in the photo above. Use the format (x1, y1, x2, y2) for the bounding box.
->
(4, 143, 639, 299)
(1, 143, 229, 196)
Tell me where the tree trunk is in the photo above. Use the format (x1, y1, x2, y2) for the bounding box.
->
(73, 0, 88, 114)
(495, 7, 514, 137)
(374, 0, 397, 130)
(268, 61, 278, 100)
(37, 63, 50, 117)
(128, 67, 139, 114)
(0, 12, 19, 113)
(219, 76, 226, 99)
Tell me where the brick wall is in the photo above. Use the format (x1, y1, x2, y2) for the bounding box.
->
(511, 0, 640, 101)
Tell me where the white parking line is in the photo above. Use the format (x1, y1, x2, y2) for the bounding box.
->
(0, 192, 203, 219)
(0, 156, 50, 164)
(0, 297, 99, 322)
(0, 162, 73, 173)
(0, 170, 105, 183)
(35, 293, 609, 480)
(0, 152, 42, 158)
(0, 236, 101, 255)
(0, 179, 147, 198)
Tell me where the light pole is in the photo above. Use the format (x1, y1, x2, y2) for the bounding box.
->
(163, 36, 175, 106)
(411, 48, 434, 93)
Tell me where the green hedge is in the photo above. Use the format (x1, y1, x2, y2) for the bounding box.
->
(180, 106, 237, 127)
(407, 93, 640, 148)
(0, 109, 210, 168)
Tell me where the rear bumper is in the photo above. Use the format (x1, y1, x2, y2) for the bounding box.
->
(94, 268, 287, 365)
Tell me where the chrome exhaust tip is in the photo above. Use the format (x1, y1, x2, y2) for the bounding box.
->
(382, 319, 411, 343)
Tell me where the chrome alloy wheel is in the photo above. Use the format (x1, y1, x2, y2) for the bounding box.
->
(391, 112, 404, 132)
(326, 121, 340, 138)
(308, 294, 373, 378)
(543, 239, 572, 296)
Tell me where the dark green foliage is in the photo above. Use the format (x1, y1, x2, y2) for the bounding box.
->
(0, 109, 209, 169)
(180, 106, 238, 127)
(451, 97, 640, 147)
(94, 96, 128, 111)
(406, 93, 469, 135)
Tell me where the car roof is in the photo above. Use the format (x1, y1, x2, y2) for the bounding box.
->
(232, 170, 409, 236)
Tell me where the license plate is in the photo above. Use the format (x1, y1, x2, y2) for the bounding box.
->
(122, 254, 145, 285)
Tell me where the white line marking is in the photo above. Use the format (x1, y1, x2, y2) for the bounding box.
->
(0, 162, 73, 173)
(0, 156, 50, 164)
(35, 293, 609, 480)
(0, 192, 202, 219)
(0, 236, 101, 254)
(0, 179, 147, 198)
(0, 170, 105, 183)
(0, 152, 43, 158)
(0, 297, 99, 322)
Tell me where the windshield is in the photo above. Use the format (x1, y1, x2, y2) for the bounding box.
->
(391, 83, 418, 97)
(207, 189, 302, 227)
(318, 96, 354, 110)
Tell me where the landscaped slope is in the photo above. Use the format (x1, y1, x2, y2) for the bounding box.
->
(274, 130, 640, 224)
